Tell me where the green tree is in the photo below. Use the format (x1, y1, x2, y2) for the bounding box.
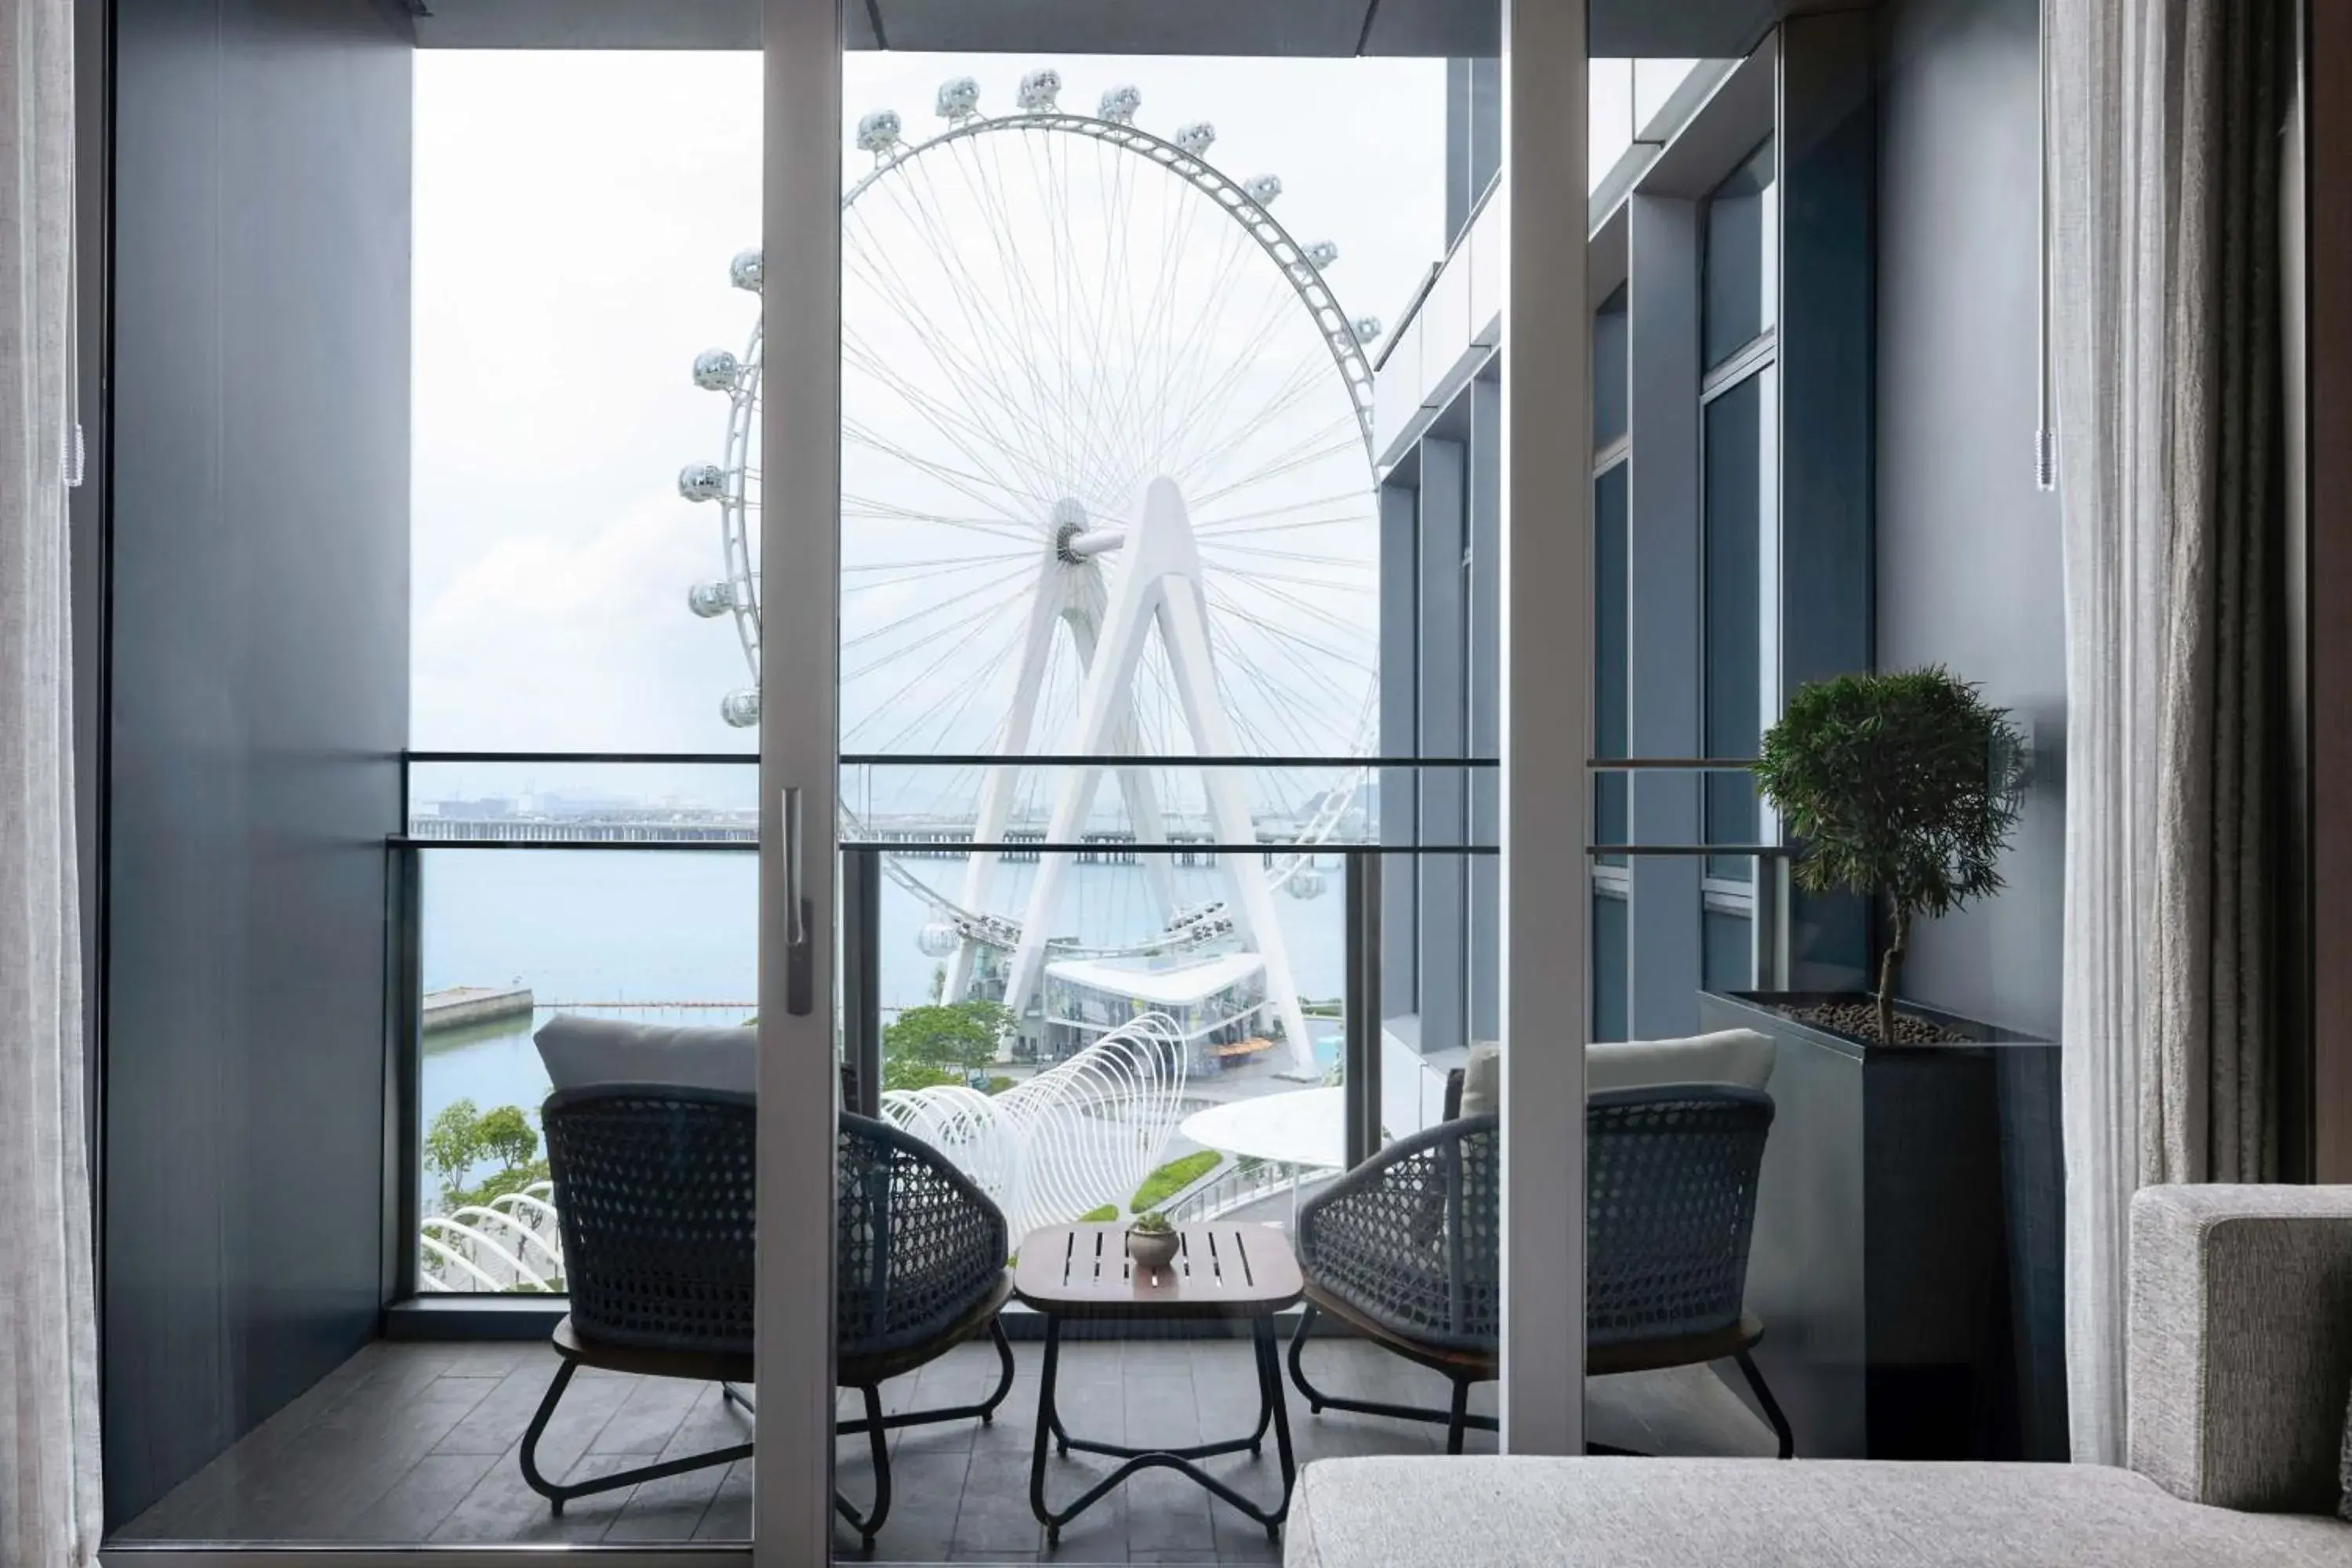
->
(1754, 667, 2024, 1045)
(427, 1099, 550, 1211)
(884, 1000, 1014, 1082)
(882, 1058, 962, 1093)
(476, 1104, 539, 1171)
(425, 1098, 485, 1202)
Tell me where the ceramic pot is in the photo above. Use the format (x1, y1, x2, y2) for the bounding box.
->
(1127, 1229, 1180, 1279)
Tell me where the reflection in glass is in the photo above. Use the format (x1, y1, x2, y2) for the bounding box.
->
(1703, 136, 1778, 368)
(1593, 888, 1630, 1042)
(1704, 373, 1768, 877)
(1593, 285, 1630, 448)
(1594, 463, 1630, 862)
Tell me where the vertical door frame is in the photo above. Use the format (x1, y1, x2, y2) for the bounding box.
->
(754, 0, 843, 1559)
(1499, 0, 1589, 1454)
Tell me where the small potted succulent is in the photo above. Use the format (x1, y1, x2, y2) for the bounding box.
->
(1126, 1210, 1179, 1279)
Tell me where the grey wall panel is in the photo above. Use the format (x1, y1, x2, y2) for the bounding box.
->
(1875, 0, 2063, 1039)
(1379, 480, 1420, 1016)
(1467, 376, 1501, 1042)
(1777, 11, 1876, 991)
(103, 0, 410, 1526)
(1417, 439, 1466, 1055)
(1626, 195, 1707, 1037)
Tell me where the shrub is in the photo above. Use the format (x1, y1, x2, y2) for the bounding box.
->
(1129, 1149, 1221, 1214)
(1754, 666, 2024, 1044)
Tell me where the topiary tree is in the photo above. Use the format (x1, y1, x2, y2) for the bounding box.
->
(1753, 666, 2024, 1046)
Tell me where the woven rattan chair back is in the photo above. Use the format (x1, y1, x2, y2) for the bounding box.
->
(837, 1112, 1012, 1360)
(543, 1085, 758, 1357)
(1294, 1112, 1501, 1352)
(1586, 1084, 1775, 1347)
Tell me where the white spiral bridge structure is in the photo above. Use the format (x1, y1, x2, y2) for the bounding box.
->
(416, 1013, 1193, 1288)
(879, 1011, 1192, 1243)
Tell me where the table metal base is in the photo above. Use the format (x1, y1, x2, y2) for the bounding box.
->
(1027, 1313, 1298, 1543)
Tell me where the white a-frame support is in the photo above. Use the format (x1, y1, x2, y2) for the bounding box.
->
(956, 480, 1318, 1079)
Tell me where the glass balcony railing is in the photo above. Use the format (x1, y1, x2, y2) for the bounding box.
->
(396, 753, 1494, 1293)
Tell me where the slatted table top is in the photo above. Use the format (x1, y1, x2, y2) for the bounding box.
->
(1013, 1221, 1304, 1319)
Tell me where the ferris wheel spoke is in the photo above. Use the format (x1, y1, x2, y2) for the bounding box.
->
(1191, 489, 1378, 528)
(1185, 425, 1370, 510)
(1195, 540, 1371, 568)
(912, 140, 1117, 496)
(846, 212, 1072, 496)
(1148, 292, 1320, 481)
(852, 618, 1029, 756)
(897, 146, 1098, 489)
(844, 332, 1069, 510)
(843, 558, 1035, 655)
(842, 269, 1069, 505)
(1163, 345, 1338, 487)
(1213, 574, 1380, 654)
(1137, 230, 1273, 476)
(840, 545, 1023, 572)
(843, 420, 1048, 530)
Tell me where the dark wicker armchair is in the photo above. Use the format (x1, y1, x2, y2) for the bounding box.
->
(521, 1091, 1014, 1552)
(1287, 1084, 1792, 1457)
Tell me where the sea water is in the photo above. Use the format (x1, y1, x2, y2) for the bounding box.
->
(418, 848, 1349, 1152)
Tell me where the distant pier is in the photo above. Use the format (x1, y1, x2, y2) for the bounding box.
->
(422, 985, 535, 1032)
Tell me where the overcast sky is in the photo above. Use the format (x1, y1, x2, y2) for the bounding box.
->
(409, 51, 1678, 803)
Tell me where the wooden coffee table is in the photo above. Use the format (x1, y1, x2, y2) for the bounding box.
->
(1013, 1221, 1305, 1543)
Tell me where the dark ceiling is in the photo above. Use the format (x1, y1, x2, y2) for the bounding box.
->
(409, 0, 1847, 58)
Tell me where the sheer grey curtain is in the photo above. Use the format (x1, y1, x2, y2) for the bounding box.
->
(0, 0, 103, 1561)
(2050, 0, 2287, 1467)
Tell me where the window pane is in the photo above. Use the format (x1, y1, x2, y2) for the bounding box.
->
(418, 847, 758, 1292)
(1702, 905, 1755, 993)
(1703, 136, 1777, 368)
(1592, 887, 1629, 1042)
(1594, 463, 1629, 861)
(1593, 285, 1629, 449)
(412, 53, 761, 751)
(1704, 372, 1766, 877)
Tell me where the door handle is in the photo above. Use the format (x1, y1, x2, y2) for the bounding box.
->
(783, 786, 814, 1015)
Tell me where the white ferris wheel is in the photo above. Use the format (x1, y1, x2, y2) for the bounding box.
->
(677, 70, 1382, 1076)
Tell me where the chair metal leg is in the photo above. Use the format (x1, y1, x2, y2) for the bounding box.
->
(1734, 1349, 1795, 1459)
(831, 1318, 1016, 1551)
(832, 1382, 891, 1553)
(1287, 1302, 1499, 1442)
(521, 1357, 753, 1516)
(835, 1319, 1018, 1437)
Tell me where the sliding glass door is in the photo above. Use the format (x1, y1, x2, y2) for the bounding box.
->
(751, 3, 1592, 1559)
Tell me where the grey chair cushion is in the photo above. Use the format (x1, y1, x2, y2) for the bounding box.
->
(1457, 1030, 1777, 1118)
(534, 1013, 757, 1094)
(1284, 1455, 2352, 1568)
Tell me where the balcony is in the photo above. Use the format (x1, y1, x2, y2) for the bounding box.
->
(111, 753, 1782, 1556)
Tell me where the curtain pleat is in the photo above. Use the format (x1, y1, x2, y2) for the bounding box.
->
(2054, 0, 2286, 1466)
(0, 0, 103, 1562)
